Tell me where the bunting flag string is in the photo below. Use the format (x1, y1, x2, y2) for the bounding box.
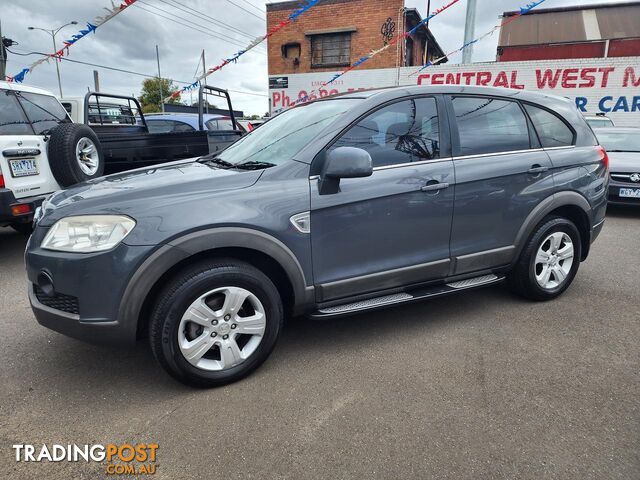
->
(291, 0, 462, 107)
(409, 0, 547, 77)
(7, 0, 138, 83)
(168, 0, 322, 101)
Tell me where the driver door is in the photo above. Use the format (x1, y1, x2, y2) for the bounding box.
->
(310, 96, 455, 302)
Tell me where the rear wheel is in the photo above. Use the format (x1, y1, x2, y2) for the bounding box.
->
(150, 260, 283, 387)
(508, 217, 582, 301)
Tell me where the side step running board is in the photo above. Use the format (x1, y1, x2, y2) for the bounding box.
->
(311, 274, 502, 319)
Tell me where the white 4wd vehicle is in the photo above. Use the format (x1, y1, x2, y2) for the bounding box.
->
(0, 81, 104, 233)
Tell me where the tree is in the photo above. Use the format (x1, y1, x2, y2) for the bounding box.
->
(138, 78, 180, 113)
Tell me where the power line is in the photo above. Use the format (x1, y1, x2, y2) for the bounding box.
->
(229, 0, 266, 15)
(156, 0, 263, 42)
(132, 2, 265, 55)
(6, 48, 268, 98)
(221, 0, 265, 22)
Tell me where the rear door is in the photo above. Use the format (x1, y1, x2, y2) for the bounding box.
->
(0, 89, 61, 199)
(310, 96, 455, 302)
(446, 95, 555, 275)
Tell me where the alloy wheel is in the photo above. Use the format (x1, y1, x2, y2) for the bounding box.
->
(75, 137, 100, 176)
(534, 231, 574, 290)
(177, 286, 266, 371)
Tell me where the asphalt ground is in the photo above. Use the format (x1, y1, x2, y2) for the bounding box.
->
(0, 205, 638, 479)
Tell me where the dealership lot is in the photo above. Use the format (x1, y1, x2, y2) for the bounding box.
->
(0, 206, 638, 479)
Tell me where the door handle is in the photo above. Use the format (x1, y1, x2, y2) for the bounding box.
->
(527, 164, 549, 175)
(421, 182, 449, 192)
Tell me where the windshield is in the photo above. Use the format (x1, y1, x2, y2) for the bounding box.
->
(216, 98, 361, 166)
(587, 118, 614, 128)
(597, 131, 640, 152)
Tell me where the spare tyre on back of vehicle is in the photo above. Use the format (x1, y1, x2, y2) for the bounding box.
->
(47, 123, 104, 187)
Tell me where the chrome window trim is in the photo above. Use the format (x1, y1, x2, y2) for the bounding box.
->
(451, 148, 545, 161)
(308, 157, 452, 179)
(543, 145, 576, 151)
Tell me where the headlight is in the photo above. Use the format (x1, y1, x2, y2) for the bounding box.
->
(41, 215, 136, 253)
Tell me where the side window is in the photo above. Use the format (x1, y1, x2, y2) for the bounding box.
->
(524, 104, 574, 147)
(330, 98, 440, 168)
(169, 121, 195, 132)
(17, 92, 70, 134)
(146, 120, 172, 133)
(452, 96, 530, 156)
(0, 90, 32, 135)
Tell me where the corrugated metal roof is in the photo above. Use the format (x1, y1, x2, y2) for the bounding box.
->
(499, 1, 640, 46)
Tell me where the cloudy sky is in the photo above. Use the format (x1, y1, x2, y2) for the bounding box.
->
(2, 0, 617, 116)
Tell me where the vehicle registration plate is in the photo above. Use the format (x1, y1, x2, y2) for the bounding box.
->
(9, 158, 39, 177)
(619, 188, 640, 198)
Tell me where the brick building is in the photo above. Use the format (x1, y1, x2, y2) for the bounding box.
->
(266, 0, 447, 77)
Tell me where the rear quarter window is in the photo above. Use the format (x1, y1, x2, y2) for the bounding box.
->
(0, 90, 32, 135)
(524, 104, 575, 147)
(18, 92, 70, 134)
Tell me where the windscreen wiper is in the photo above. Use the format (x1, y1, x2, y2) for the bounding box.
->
(234, 161, 276, 170)
(197, 155, 235, 169)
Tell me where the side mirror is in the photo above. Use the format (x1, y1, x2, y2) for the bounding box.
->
(319, 147, 373, 195)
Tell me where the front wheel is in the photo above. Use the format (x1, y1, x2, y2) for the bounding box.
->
(150, 260, 283, 387)
(507, 217, 582, 301)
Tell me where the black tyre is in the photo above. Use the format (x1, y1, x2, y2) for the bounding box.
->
(47, 123, 104, 187)
(507, 216, 582, 301)
(150, 260, 283, 387)
(10, 222, 33, 235)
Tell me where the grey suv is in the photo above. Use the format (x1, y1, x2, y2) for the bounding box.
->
(26, 86, 608, 387)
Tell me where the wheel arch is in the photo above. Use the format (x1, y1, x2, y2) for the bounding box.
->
(118, 228, 314, 339)
(514, 192, 593, 264)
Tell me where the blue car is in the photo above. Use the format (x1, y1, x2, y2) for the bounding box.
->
(144, 113, 241, 133)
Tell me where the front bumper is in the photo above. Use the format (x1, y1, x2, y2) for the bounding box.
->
(608, 179, 640, 206)
(26, 225, 155, 345)
(0, 189, 46, 225)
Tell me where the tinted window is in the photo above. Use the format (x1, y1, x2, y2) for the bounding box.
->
(0, 90, 32, 135)
(17, 92, 70, 134)
(452, 97, 530, 156)
(331, 98, 440, 168)
(147, 119, 195, 133)
(524, 104, 574, 147)
(205, 118, 235, 131)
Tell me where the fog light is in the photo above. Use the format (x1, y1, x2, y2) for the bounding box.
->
(11, 204, 32, 216)
(37, 271, 55, 297)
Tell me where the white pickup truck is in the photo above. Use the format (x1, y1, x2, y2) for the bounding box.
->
(0, 81, 105, 233)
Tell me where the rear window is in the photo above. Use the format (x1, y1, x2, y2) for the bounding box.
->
(0, 90, 32, 135)
(18, 92, 70, 134)
(205, 118, 235, 131)
(596, 131, 640, 153)
(525, 104, 575, 148)
(452, 96, 530, 156)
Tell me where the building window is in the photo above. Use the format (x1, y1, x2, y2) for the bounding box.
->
(310, 33, 351, 67)
(282, 42, 301, 59)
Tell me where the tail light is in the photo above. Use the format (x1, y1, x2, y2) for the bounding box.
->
(597, 145, 609, 171)
(0, 167, 4, 188)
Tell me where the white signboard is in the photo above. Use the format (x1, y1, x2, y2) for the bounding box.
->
(269, 56, 640, 126)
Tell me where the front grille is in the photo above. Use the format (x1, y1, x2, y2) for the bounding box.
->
(34, 285, 79, 315)
(611, 173, 640, 185)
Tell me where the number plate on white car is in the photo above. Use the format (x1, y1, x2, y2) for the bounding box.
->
(9, 158, 39, 177)
(619, 188, 640, 198)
